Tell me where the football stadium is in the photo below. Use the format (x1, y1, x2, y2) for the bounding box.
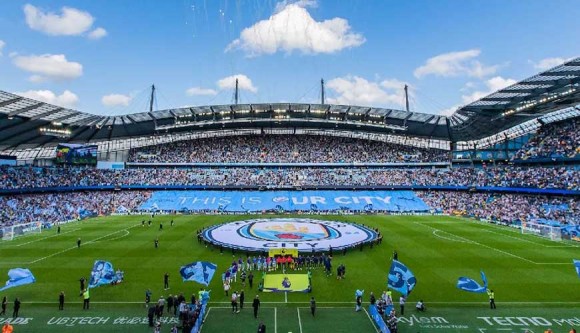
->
(0, 1, 579, 333)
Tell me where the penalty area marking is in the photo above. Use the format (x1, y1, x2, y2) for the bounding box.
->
(431, 230, 475, 244)
(27, 225, 139, 265)
(9, 229, 81, 247)
(92, 229, 130, 243)
(415, 222, 570, 265)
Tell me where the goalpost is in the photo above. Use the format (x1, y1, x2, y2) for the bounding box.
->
(521, 221, 562, 241)
(0, 221, 43, 241)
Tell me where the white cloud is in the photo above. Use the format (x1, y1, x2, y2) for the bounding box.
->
(16, 89, 79, 108)
(529, 57, 570, 71)
(226, 0, 364, 56)
(0, 40, 5, 56)
(326, 75, 408, 107)
(88, 27, 107, 40)
(440, 105, 460, 116)
(461, 76, 517, 104)
(13, 54, 83, 82)
(101, 94, 132, 107)
(186, 87, 218, 96)
(23, 4, 106, 39)
(414, 49, 499, 79)
(217, 74, 258, 93)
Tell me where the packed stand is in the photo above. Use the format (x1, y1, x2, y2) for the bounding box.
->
(128, 135, 450, 163)
(514, 117, 580, 160)
(419, 191, 579, 225)
(0, 165, 578, 190)
(0, 191, 151, 227)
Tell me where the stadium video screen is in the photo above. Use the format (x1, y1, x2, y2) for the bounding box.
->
(55, 144, 98, 165)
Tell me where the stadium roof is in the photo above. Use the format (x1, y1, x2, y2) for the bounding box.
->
(0, 57, 579, 152)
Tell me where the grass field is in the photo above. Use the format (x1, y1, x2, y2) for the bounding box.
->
(0, 214, 579, 333)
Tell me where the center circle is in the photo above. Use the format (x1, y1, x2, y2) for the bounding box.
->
(202, 218, 378, 252)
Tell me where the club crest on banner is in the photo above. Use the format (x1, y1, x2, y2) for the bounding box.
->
(203, 218, 378, 252)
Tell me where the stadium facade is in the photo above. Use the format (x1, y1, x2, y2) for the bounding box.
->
(0, 57, 579, 162)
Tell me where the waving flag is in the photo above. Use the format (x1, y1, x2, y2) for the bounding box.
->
(574, 260, 580, 279)
(457, 271, 488, 293)
(0, 268, 36, 291)
(180, 261, 217, 286)
(388, 260, 416, 296)
(89, 260, 117, 288)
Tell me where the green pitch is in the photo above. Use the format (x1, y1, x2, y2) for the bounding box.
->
(0, 214, 578, 333)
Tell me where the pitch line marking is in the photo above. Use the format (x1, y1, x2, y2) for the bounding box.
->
(450, 216, 580, 247)
(199, 307, 211, 333)
(92, 229, 130, 243)
(415, 222, 538, 264)
(9, 229, 80, 247)
(417, 222, 571, 265)
(363, 307, 381, 333)
(274, 307, 277, 333)
(297, 308, 303, 333)
(27, 225, 139, 264)
(431, 230, 475, 244)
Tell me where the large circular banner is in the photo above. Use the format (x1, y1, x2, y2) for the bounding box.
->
(202, 218, 378, 252)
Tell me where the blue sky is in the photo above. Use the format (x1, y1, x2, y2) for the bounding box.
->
(0, 0, 578, 116)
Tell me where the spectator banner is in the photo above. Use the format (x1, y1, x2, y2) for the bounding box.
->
(203, 218, 378, 252)
(139, 190, 430, 212)
(179, 261, 217, 286)
(457, 271, 488, 293)
(0, 268, 35, 291)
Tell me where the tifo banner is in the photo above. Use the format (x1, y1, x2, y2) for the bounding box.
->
(203, 218, 378, 252)
(388, 260, 416, 296)
(368, 304, 390, 333)
(457, 271, 488, 293)
(139, 190, 430, 212)
(180, 261, 217, 286)
(574, 260, 580, 279)
(0, 268, 35, 291)
(89, 260, 117, 288)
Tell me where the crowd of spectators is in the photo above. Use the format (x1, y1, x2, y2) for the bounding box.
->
(418, 192, 579, 225)
(0, 191, 151, 227)
(1, 165, 578, 190)
(127, 135, 450, 163)
(514, 118, 580, 160)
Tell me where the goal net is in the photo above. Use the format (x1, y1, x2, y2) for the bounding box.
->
(521, 221, 562, 241)
(1, 221, 43, 241)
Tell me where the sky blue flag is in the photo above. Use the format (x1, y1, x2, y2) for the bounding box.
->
(0, 268, 36, 291)
(457, 271, 488, 293)
(574, 260, 580, 279)
(180, 261, 217, 286)
(388, 260, 416, 296)
(89, 260, 117, 288)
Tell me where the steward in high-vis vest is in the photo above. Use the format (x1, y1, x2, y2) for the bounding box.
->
(486, 289, 496, 309)
(82, 288, 90, 310)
